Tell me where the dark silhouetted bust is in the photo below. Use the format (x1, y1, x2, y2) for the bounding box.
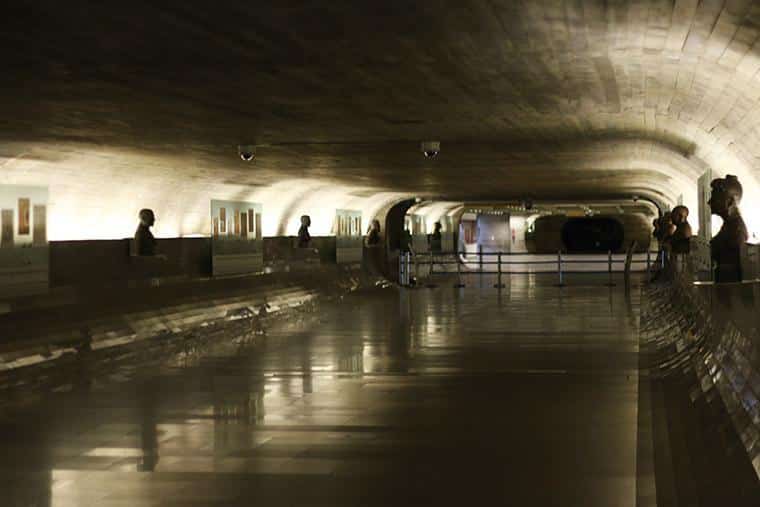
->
(654, 213, 676, 244)
(366, 219, 381, 246)
(430, 222, 442, 253)
(134, 209, 157, 256)
(669, 205, 692, 255)
(709, 175, 748, 283)
(297, 215, 311, 248)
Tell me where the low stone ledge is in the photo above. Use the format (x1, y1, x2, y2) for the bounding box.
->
(0, 265, 375, 400)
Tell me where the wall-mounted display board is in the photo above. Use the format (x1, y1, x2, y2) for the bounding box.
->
(698, 169, 712, 241)
(335, 209, 362, 264)
(405, 214, 428, 253)
(0, 185, 49, 298)
(211, 200, 263, 276)
(459, 212, 478, 247)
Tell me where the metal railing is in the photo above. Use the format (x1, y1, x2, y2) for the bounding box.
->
(399, 250, 662, 288)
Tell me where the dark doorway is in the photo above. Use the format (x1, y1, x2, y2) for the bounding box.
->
(561, 217, 624, 253)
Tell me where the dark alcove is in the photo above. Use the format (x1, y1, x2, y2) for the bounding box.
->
(561, 217, 624, 253)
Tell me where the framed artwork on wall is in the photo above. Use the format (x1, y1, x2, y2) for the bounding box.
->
(210, 199, 263, 276)
(18, 198, 30, 235)
(0, 185, 50, 298)
(255, 213, 262, 240)
(240, 212, 248, 238)
(1, 209, 12, 247)
(335, 209, 363, 264)
(32, 205, 46, 245)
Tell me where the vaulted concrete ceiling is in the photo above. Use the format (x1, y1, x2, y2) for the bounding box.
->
(4, 1, 760, 236)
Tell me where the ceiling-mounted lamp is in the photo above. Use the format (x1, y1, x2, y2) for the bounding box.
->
(421, 141, 440, 158)
(238, 144, 256, 162)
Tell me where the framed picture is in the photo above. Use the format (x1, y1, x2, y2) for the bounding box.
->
(33, 205, 46, 245)
(255, 213, 262, 240)
(219, 207, 227, 233)
(18, 198, 30, 235)
(240, 212, 248, 238)
(1, 209, 12, 247)
(248, 209, 254, 233)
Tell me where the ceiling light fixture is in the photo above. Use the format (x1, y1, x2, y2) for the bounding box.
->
(421, 141, 440, 158)
(238, 144, 256, 162)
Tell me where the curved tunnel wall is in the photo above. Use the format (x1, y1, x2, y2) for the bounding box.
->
(0, 139, 758, 242)
(10, 3, 760, 240)
(0, 147, 411, 241)
(2, 136, 760, 241)
(0, 139, 755, 239)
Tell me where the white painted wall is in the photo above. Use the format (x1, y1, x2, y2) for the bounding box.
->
(0, 150, 409, 241)
(509, 215, 528, 253)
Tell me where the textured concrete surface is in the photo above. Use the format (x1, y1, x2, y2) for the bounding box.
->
(5, 2, 760, 237)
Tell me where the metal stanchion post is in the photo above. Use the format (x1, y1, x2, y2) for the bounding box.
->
(605, 250, 616, 287)
(406, 252, 411, 286)
(454, 251, 465, 288)
(555, 250, 565, 287)
(426, 251, 436, 288)
(407, 251, 412, 286)
(494, 252, 505, 288)
(646, 250, 651, 271)
(399, 253, 404, 286)
(479, 247, 483, 275)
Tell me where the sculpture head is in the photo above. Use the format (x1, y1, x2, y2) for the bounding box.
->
(434, 221, 442, 232)
(138, 209, 155, 227)
(709, 175, 743, 219)
(656, 213, 674, 240)
(671, 205, 689, 225)
(300, 215, 311, 227)
(371, 219, 380, 231)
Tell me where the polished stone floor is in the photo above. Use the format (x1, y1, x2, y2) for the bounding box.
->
(1, 275, 642, 506)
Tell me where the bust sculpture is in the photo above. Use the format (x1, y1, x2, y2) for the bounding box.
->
(297, 215, 311, 248)
(668, 205, 692, 255)
(709, 175, 748, 283)
(134, 209, 158, 256)
(366, 219, 381, 246)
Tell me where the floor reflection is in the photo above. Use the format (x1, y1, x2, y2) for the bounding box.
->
(1, 275, 644, 506)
